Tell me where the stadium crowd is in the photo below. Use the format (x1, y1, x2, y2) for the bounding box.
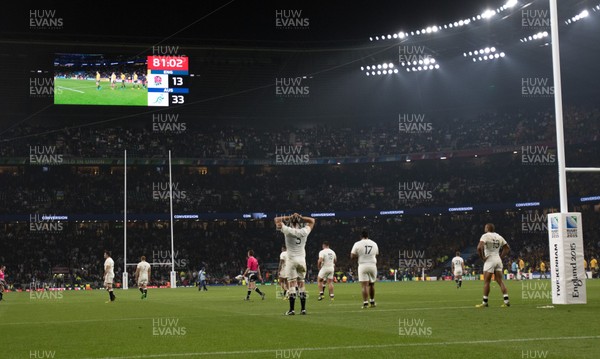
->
(0, 106, 598, 289)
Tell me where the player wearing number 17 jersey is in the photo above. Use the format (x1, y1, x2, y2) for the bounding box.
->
(351, 230, 379, 309)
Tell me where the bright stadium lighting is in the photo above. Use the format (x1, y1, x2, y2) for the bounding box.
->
(377, 70, 381, 75)
(481, 9, 495, 19)
(366, 66, 370, 70)
(393, 68, 399, 73)
(500, 52, 506, 57)
(366, 72, 370, 76)
(383, 63, 388, 69)
(369, 37, 373, 41)
(505, 0, 518, 8)
(434, 64, 439, 69)
(393, 33, 398, 38)
(388, 63, 394, 68)
(361, 66, 364, 71)
(387, 34, 392, 39)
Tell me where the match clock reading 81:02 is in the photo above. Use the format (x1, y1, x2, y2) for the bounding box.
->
(147, 55, 190, 107)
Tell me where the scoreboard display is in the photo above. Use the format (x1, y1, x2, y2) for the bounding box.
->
(147, 56, 190, 107)
(53, 53, 190, 107)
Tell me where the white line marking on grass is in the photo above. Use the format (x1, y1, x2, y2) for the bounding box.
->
(80, 335, 600, 358)
(247, 306, 474, 316)
(56, 86, 85, 93)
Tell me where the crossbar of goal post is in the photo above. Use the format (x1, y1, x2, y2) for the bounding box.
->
(126, 263, 174, 266)
(565, 168, 600, 173)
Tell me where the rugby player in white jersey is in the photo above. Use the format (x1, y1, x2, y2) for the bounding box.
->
(351, 230, 379, 309)
(103, 250, 116, 303)
(135, 256, 151, 299)
(274, 213, 315, 315)
(277, 246, 289, 299)
(317, 241, 337, 301)
(451, 251, 465, 289)
(476, 223, 511, 308)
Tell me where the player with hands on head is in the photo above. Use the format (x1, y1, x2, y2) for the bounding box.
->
(274, 213, 316, 315)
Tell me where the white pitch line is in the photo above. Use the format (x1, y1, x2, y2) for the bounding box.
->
(56, 85, 85, 93)
(80, 335, 600, 359)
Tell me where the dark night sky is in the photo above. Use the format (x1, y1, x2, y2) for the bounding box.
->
(1, 0, 598, 129)
(2, 0, 507, 46)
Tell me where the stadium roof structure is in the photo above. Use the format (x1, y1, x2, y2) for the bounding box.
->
(0, 0, 599, 129)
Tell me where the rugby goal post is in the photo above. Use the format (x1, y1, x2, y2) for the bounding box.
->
(122, 150, 178, 290)
(547, 0, 597, 305)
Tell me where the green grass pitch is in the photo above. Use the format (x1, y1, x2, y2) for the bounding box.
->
(54, 78, 147, 106)
(2, 280, 599, 358)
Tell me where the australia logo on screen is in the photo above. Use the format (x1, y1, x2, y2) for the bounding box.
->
(153, 76, 163, 86)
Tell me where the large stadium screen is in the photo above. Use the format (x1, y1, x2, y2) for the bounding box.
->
(53, 53, 189, 107)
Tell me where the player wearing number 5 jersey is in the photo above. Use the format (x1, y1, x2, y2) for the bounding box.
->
(274, 213, 315, 316)
(476, 223, 510, 308)
(351, 230, 379, 309)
